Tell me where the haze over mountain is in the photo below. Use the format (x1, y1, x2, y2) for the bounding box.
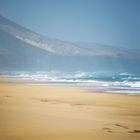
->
(0, 15, 140, 73)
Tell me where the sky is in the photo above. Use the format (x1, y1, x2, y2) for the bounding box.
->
(0, 0, 140, 48)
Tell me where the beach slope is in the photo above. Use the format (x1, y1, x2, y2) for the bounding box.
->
(0, 83, 140, 140)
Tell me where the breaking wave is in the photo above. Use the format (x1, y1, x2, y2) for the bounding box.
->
(0, 71, 140, 94)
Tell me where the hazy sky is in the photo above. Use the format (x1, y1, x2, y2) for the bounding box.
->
(0, 0, 140, 48)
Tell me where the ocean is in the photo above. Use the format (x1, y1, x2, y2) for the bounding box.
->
(0, 71, 140, 95)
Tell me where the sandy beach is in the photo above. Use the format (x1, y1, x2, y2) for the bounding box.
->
(0, 80, 140, 140)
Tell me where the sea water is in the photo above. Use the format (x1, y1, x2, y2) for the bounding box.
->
(0, 70, 140, 95)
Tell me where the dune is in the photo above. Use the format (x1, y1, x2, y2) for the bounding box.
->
(0, 81, 140, 140)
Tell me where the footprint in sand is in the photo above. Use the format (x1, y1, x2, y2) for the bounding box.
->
(102, 128, 113, 133)
(40, 99, 50, 102)
(71, 103, 90, 108)
(4, 95, 14, 98)
(40, 99, 58, 105)
(113, 124, 129, 129)
(128, 130, 140, 134)
(72, 103, 84, 106)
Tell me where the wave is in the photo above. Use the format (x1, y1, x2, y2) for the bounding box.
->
(0, 71, 140, 94)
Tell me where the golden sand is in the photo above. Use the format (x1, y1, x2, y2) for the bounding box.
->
(0, 82, 140, 140)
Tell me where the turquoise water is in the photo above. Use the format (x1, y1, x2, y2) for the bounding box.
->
(0, 71, 140, 95)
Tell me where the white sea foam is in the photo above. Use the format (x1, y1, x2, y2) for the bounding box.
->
(119, 72, 132, 76)
(0, 71, 140, 94)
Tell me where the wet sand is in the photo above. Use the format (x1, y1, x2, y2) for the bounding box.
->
(0, 81, 140, 140)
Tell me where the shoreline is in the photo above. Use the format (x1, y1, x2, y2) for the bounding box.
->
(0, 77, 140, 96)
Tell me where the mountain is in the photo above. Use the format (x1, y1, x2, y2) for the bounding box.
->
(0, 15, 140, 73)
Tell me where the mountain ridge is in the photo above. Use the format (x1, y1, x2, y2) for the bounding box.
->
(0, 15, 129, 57)
(0, 15, 140, 73)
